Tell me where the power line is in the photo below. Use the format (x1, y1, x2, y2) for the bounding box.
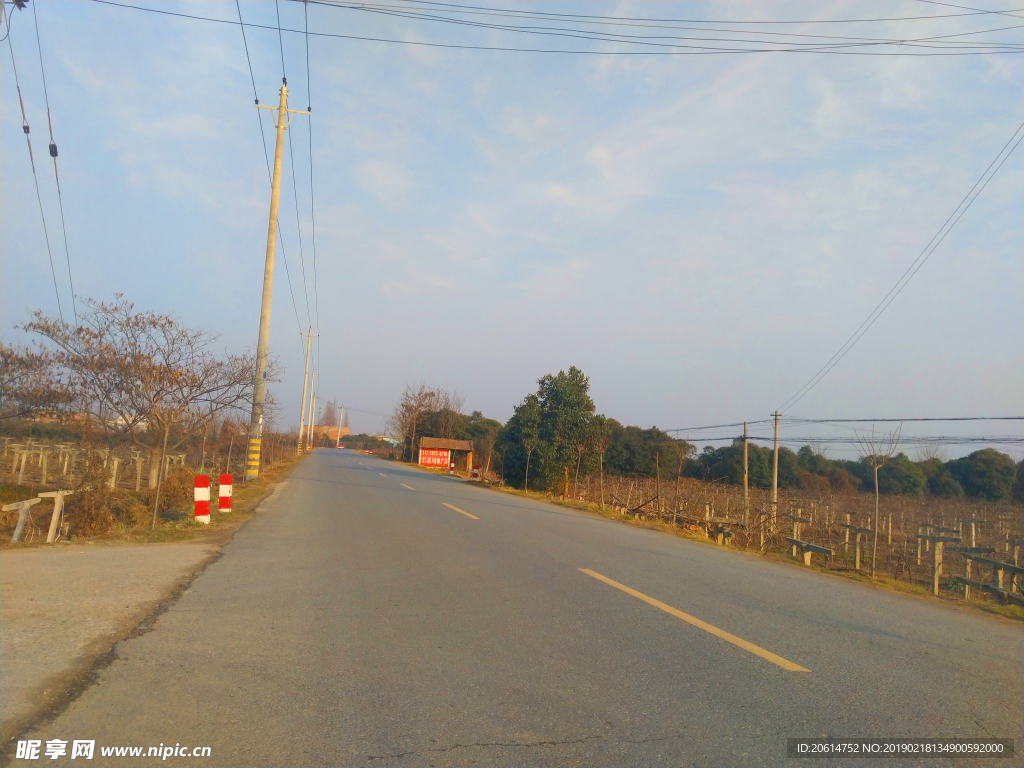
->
(786, 416, 1024, 424)
(388, 0, 1024, 25)
(304, 0, 1024, 54)
(286, 130, 312, 330)
(275, 0, 315, 344)
(90, 1, 1024, 56)
(6, 24, 64, 324)
(915, 0, 1024, 20)
(31, 0, 78, 323)
(235, 0, 305, 351)
(274, 0, 287, 79)
(667, 419, 772, 432)
(671, 416, 1024, 432)
(1, 0, 13, 44)
(778, 122, 1024, 413)
(305, 0, 323, 380)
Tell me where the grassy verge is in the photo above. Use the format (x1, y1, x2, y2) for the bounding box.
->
(1, 453, 305, 550)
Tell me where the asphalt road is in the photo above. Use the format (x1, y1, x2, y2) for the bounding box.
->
(12, 450, 1023, 767)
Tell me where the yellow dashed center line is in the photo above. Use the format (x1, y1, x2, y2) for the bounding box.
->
(400, 483, 415, 491)
(442, 503, 479, 520)
(579, 568, 809, 672)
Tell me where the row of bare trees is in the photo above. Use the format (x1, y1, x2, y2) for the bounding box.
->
(1, 296, 272, 528)
(387, 383, 466, 458)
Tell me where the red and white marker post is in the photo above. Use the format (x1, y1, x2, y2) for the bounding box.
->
(449, 460, 456, 476)
(219, 474, 233, 513)
(471, 465, 480, 481)
(194, 475, 211, 524)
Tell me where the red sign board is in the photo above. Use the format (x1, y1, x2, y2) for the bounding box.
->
(419, 448, 450, 467)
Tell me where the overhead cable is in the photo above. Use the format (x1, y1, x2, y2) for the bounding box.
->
(305, 0, 323, 379)
(778, 122, 1024, 413)
(6, 26, 65, 323)
(304, 0, 1024, 54)
(89, 1, 1024, 56)
(235, 0, 305, 352)
(31, 0, 78, 323)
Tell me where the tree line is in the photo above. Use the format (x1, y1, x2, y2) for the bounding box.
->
(485, 367, 1022, 503)
(691, 440, 1022, 502)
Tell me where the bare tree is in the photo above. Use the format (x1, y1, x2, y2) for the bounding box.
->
(23, 296, 271, 528)
(436, 390, 466, 440)
(387, 382, 440, 460)
(856, 425, 902, 577)
(914, 444, 948, 462)
(318, 398, 339, 426)
(0, 343, 76, 421)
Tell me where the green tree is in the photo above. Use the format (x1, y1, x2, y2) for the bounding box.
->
(947, 449, 1017, 501)
(497, 394, 542, 490)
(536, 367, 595, 494)
(877, 453, 927, 497)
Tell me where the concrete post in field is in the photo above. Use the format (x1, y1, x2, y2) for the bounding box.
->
(4, 498, 42, 543)
(16, 451, 28, 485)
(135, 456, 144, 492)
(933, 541, 944, 596)
(194, 475, 211, 524)
(39, 490, 73, 543)
(219, 474, 233, 512)
(109, 457, 120, 489)
(40, 451, 48, 485)
(964, 558, 972, 601)
(845, 514, 851, 553)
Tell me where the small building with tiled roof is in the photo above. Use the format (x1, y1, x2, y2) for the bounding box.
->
(417, 437, 473, 474)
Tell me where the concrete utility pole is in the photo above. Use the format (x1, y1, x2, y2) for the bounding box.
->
(771, 411, 780, 526)
(336, 405, 345, 448)
(310, 393, 318, 449)
(305, 370, 315, 450)
(297, 328, 311, 454)
(246, 80, 309, 481)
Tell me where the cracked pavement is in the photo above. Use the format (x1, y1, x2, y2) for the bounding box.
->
(10, 450, 1022, 767)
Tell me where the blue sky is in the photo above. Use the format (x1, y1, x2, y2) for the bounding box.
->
(2, 1, 1021, 457)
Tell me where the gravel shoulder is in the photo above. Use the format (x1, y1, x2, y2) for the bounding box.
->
(0, 456, 300, 750)
(0, 541, 218, 745)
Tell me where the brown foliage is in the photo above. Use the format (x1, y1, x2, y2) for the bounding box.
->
(146, 466, 195, 515)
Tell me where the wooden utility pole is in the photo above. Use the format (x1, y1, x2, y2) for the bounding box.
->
(742, 421, 749, 529)
(297, 328, 311, 454)
(246, 80, 308, 481)
(599, 453, 605, 511)
(771, 411, 780, 527)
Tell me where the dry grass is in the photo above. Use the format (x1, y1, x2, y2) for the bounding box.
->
(1, 452, 305, 549)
